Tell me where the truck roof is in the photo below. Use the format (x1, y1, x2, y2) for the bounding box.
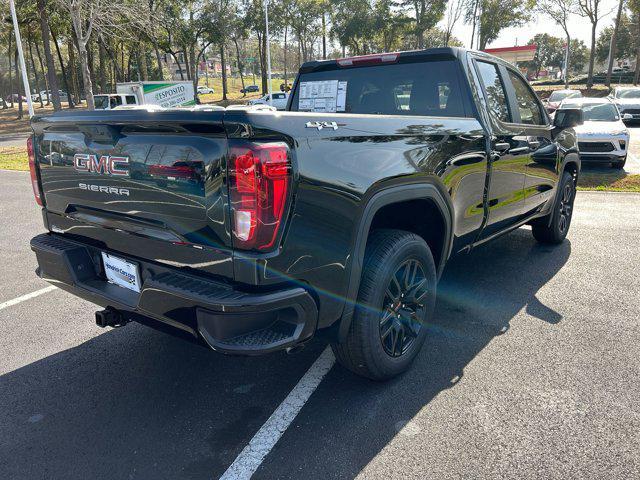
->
(298, 47, 510, 74)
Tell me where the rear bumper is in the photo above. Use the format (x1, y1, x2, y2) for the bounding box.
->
(30, 233, 318, 354)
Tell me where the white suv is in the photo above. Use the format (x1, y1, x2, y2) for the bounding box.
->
(560, 97, 630, 169)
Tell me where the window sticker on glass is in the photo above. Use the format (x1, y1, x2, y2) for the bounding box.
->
(298, 80, 347, 112)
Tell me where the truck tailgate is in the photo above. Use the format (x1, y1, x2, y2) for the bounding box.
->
(31, 110, 234, 279)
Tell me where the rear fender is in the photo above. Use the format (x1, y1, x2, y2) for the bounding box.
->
(337, 181, 454, 342)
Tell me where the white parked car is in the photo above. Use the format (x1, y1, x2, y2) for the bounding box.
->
(94, 93, 138, 110)
(197, 86, 214, 95)
(609, 86, 640, 122)
(559, 97, 630, 169)
(33, 90, 69, 102)
(247, 92, 289, 110)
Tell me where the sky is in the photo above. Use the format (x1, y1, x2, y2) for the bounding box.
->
(445, 0, 620, 49)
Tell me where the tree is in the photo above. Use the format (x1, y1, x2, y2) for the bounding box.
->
(596, 14, 637, 63)
(467, 0, 534, 50)
(36, 0, 62, 110)
(403, 0, 446, 49)
(630, 0, 640, 84)
(537, 0, 577, 88)
(287, 0, 324, 62)
(577, 0, 611, 88)
(569, 39, 589, 73)
(443, 0, 464, 47)
(522, 34, 565, 78)
(54, 0, 145, 109)
(606, 0, 625, 86)
(330, 0, 372, 54)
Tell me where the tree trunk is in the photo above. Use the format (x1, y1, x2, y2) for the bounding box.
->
(139, 45, 149, 81)
(283, 26, 288, 87)
(234, 37, 246, 95)
(184, 46, 192, 81)
(27, 30, 44, 108)
(587, 22, 597, 88)
(321, 13, 327, 59)
(51, 27, 74, 108)
(606, 0, 625, 87)
(189, 44, 197, 85)
(8, 31, 14, 108)
(154, 47, 164, 80)
(635, 21, 640, 85)
(564, 34, 571, 89)
(67, 36, 79, 103)
(258, 32, 268, 94)
(37, 0, 61, 110)
(88, 39, 95, 89)
(104, 40, 123, 82)
(128, 50, 133, 81)
(77, 40, 95, 109)
(169, 51, 185, 80)
(98, 37, 107, 93)
(220, 44, 228, 101)
(34, 40, 50, 105)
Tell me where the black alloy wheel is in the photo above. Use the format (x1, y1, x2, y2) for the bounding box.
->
(557, 181, 573, 235)
(379, 259, 428, 357)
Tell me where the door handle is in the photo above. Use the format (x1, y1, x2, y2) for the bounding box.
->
(494, 142, 510, 153)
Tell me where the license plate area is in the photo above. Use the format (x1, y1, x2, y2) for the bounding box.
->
(101, 252, 141, 293)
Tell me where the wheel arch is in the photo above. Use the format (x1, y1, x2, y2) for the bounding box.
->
(337, 181, 454, 342)
(562, 152, 580, 179)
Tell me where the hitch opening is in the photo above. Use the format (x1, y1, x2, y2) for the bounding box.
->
(95, 308, 128, 328)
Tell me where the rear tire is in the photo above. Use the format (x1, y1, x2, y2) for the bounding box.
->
(331, 229, 437, 381)
(531, 171, 576, 244)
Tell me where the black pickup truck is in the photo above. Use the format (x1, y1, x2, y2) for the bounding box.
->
(28, 48, 582, 380)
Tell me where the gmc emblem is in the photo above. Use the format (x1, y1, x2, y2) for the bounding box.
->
(74, 154, 129, 177)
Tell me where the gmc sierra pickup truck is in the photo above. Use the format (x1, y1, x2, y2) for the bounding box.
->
(29, 48, 582, 380)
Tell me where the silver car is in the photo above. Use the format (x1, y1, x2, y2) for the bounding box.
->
(609, 86, 640, 122)
(560, 97, 630, 169)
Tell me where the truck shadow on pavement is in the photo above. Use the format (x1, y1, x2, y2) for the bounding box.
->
(0, 228, 570, 480)
(252, 227, 571, 479)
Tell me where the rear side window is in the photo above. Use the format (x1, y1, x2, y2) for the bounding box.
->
(290, 59, 467, 117)
(125, 95, 137, 105)
(475, 61, 510, 123)
(507, 70, 544, 125)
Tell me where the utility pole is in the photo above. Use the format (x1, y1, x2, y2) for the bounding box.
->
(9, 0, 34, 117)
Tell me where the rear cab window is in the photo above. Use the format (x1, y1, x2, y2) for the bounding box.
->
(289, 55, 472, 117)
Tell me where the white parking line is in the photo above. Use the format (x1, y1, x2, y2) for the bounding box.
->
(219, 347, 335, 480)
(0, 286, 57, 311)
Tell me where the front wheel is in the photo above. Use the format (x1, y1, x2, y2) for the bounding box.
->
(531, 171, 576, 244)
(332, 230, 437, 380)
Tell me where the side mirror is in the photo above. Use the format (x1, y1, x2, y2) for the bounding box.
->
(554, 108, 583, 129)
(623, 113, 634, 120)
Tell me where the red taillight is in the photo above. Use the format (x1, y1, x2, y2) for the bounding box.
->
(229, 142, 291, 251)
(337, 52, 399, 67)
(27, 137, 42, 206)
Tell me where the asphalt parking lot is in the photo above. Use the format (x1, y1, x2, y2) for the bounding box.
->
(1, 153, 640, 478)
